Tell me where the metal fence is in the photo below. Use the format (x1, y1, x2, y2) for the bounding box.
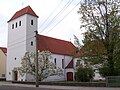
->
(106, 76, 120, 87)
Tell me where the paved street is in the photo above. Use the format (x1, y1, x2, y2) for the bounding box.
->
(0, 81, 120, 90)
(0, 86, 62, 90)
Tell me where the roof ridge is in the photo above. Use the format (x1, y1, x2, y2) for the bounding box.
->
(15, 5, 30, 14)
(25, 6, 29, 13)
(38, 34, 71, 43)
(8, 5, 38, 22)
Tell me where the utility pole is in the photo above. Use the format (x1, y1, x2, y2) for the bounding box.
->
(35, 31, 39, 87)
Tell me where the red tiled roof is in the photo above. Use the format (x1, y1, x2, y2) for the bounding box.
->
(8, 6, 38, 22)
(0, 47, 7, 54)
(37, 35, 76, 56)
(66, 59, 74, 68)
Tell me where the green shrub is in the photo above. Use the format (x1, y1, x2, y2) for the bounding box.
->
(75, 66, 94, 82)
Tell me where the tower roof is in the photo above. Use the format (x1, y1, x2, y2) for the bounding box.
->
(8, 6, 38, 22)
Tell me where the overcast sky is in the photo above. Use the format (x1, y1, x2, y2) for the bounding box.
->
(0, 0, 84, 47)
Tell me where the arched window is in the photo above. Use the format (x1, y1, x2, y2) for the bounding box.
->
(54, 58, 57, 69)
(12, 24, 14, 29)
(16, 22, 17, 28)
(19, 21, 21, 26)
(31, 20, 33, 25)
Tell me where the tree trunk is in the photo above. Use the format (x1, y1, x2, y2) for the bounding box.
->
(108, 55, 114, 76)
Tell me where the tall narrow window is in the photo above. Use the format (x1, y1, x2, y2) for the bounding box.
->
(16, 22, 17, 28)
(62, 59, 64, 69)
(54, 58, 56, 69)
(31, 41, 33, 46)
(19, 21, 21, 26)
(31, 20, 33, 25)
(46, 58, 48, 68)
(12, 24, 14, 29)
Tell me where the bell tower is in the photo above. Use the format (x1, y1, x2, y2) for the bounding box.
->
(6, 6, 38, 81)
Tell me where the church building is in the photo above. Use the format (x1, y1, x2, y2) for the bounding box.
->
(6, 6, 76, 81)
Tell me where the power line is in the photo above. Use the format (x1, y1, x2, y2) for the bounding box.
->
(8, 39, 35, 51)
(40, 0, 74, 33)
(45, 1, 81, 34)
(39, 0, 63, 29)
(40, 0, 73, 33)
(2, 0, 78, 48)
(1, 31, 35, 48)
(8, 31, 35, 46)
(8, 36, 34, 48)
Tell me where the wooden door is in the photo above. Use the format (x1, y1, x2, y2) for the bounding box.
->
(67, 72, 73, 81)
(14, 71, 18, 81)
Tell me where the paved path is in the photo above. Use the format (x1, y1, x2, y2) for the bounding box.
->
(0, 81, 120, 90)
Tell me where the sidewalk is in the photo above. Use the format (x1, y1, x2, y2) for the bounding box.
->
(0, 81, 120, 90)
